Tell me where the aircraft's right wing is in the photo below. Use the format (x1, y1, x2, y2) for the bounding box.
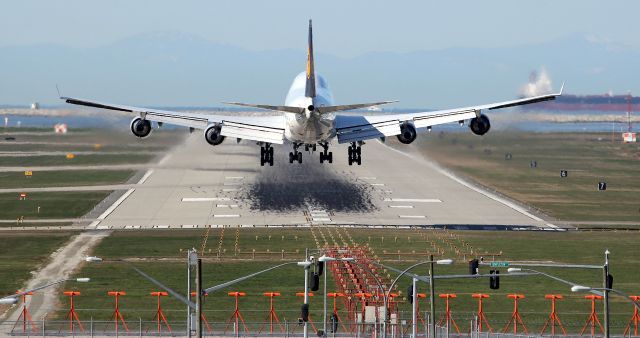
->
(62, 96, 286, 144)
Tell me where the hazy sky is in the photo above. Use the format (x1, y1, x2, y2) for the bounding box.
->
(3, 1, 639, 57)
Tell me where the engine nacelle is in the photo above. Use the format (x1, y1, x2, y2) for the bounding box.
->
(396, 122, 417, 144)
(469, 114, 491, 136)
(204, 124, 225, 146)
(130, 117, 152, 138)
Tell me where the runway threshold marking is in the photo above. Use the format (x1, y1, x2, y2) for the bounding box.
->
(358, 177, 377, 180)
(225, 176, 244, 180)
(384, 198, 442, 203)
(371, 183, 385, 186)
(216, 204, 239, 208)
(213, 214, 241, 218)
(182, 197, 231, 202)
(389, 205, 414, 209)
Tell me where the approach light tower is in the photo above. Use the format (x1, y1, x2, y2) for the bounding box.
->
(622, 92, 636, 142)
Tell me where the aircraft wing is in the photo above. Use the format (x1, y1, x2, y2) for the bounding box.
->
(334, 88, 562, 144)
(62, 96, 286, 144)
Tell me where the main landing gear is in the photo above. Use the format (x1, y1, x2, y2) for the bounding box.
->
(289, 143, 303, 164)
(260, 143, 274, 166)
(347, 142, 362, 166)
(319, 142, 333, 163)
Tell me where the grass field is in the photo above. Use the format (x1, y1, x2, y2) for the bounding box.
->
(0, 232, 74, 297)
(0, 170, 134, 188)
(0, 191, 111, 220)
(55, 228, 640, 333)
(414, 132, 640, 225)
(0, 153, 156, 167)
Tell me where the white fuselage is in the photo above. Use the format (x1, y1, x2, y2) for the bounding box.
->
(283, 72, 336, 144)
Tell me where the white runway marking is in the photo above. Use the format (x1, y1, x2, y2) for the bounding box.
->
(225, 176, 244, 180)
(384, 198, 442, 203)
(138, 170, 154, 184)
(182, 197, 231, 202)
(389, 205, 414, 209)
(181, 224, 199, 228)
(124, 225, 141, 229)
(359, 177, 377, 180)
(371, 183, 385, 186)
(153, 225, 170, 229)
(216, 204, 239, 208)
(223, 182, 242, 186)
(213, 214, 241, 218)
(398, 215, 426, 219)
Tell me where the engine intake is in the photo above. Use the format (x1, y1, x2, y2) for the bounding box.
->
(130, 117, 152, 138)
(469, 114, 491, 136)
(396, 122, 417, 144)
(204, 124, 225, 145)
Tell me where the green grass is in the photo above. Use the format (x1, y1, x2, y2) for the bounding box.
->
(56, 228, 640, 334)
(413, 132, 640, 224)
(0, 232, 74, 296)
(0, 154, 155, 167)
(0, 191, 111, 220)
(0, 170, 134, 188)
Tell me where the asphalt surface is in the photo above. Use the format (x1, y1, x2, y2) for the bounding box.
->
(86, 133, 557, 229)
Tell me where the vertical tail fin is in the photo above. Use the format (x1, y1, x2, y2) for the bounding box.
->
(305, 19, 316, 98)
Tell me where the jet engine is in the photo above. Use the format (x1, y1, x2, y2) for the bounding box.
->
(204, 124, 225, 145)
(469, 114, 491, 136)
(396, 122, 417, 144)
(130, 117, 152, 138)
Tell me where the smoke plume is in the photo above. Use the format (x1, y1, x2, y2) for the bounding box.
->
(520, 68, 553, 97)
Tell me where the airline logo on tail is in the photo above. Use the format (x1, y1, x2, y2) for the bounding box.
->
(305, 20, 316, 98)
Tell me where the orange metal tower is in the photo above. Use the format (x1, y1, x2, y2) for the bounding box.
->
(624, 296, 640, 336)
(540, 294, 566, 336)
(11, 291, 37, 333)
(225, 292, 249, 334)
(107, 291, 128, 334)
(502, 294, 527, 334)
(327, 292, 348, 333)
(438, 294, 461, 333)
(580, 295, 604, 336)
(472, 294, 492, 333)
(297, 292, 318, 334)
(62, 291, 84, 333)
(190, 291, 213, 332)
(259, 292, 284, 334)
(150, 291, 172, 334)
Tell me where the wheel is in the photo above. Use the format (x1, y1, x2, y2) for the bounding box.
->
(297, 152, 302, 163)
(304, 145, 310, 151)
(356, 147, 362, 156)
(260, 158, 265, 166)
(328, 152, 333, 163)
(356, 157, 362, 165)
(261, 147, 265, 157)
(319, 153, 324, 163)
(269, 158, 274, 166)
(348, 157, 353, 166)
(312, 145, 317, 152)
(268, 147, 274, 157)
(348, 147, 353, 157)
(289, 152, 294, 163)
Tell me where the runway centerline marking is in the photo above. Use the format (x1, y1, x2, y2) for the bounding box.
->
(212, 214, 241, 218)
(182, 197, 231, 202)
(389, 205, 414, 209)
(398, 215, 426, 219)
(384, 198, 442, 203)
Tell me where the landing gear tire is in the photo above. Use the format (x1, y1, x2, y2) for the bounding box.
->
(261, 144, 274, 166)
(289, 151, 302, 164)
(347, 143, 362, 166)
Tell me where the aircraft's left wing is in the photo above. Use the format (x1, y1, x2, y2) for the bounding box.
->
(335, 88, 562, 144)
(62, 96, 286, 144)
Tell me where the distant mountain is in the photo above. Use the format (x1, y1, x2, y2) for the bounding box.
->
(0, 32, 638, 108)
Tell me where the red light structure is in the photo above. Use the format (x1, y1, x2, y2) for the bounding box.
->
(327, 292, 348, 333)
(190, 291, 213, 332)
(624, 296, 640, 336)
(11, 291, 37, 333)
(502, 294, 527, 334)
(107, 291, 128, 334)
(541, 294, 566, 336)
(472, 293, 492, 333)
(297, 292, 318, 334)
(438, 293, 460, 333)
(580, 295, 604, 336)
(62, 291, 84, 333)
(258, 292, 284, 334)
(225, 292, 249, 334)
(150, 291, 172, 334)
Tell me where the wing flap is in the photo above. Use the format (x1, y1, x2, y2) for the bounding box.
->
(336, 119, 400, 143)
(221, 121, 285, 144)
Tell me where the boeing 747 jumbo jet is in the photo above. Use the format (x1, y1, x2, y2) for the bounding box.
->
(62, 20, 562, 166)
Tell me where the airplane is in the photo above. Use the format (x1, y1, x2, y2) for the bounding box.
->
(62, 20, 562, 166)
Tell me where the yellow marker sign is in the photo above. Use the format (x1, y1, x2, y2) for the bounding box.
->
(66, 153, 75, 159)
(24, 171, 33, 177)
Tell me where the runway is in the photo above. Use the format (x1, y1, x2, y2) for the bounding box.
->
(87, 133, 557, 229)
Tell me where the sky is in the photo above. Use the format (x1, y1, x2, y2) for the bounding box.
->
(1, 1, 639, 107)
(3, 1, 638, 57)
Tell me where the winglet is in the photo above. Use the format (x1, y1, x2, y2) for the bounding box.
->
(56, 84, 62, 98)
(559, 82, 565, 95)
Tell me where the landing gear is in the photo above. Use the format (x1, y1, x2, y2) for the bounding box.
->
(347, 142, 362, 166)
(319, 142, 333, 164)
(304, 144, 317, 152)
(289, 143, 303, 164)
(260, 143, 274, 166)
